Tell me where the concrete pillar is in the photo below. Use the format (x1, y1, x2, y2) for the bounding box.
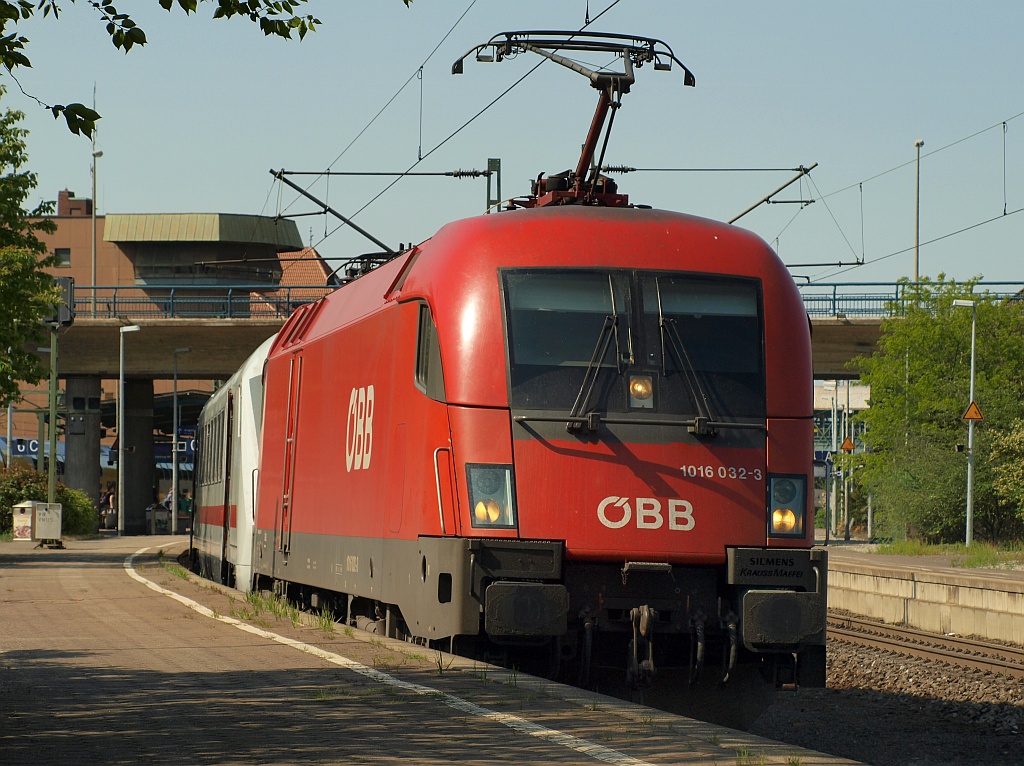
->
(122, 379, 155, 535)
(64, 376, 102, 509)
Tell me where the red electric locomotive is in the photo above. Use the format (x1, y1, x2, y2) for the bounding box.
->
(244, 32, 826, 696)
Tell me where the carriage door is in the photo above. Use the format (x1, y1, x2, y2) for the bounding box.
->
(278, 354, 302, 554)
(219, 392, 235, 584)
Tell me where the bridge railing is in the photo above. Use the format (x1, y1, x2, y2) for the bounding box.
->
(67, 282, 1024, 321)
(71, 285, 336, 319)
(799, 282, 1024, 318)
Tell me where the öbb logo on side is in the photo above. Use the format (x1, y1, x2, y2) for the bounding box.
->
(597, 496, 695, 531)
(345, 386, 375, 472)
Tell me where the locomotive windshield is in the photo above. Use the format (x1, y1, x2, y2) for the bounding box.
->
(503, 269, 765, 420)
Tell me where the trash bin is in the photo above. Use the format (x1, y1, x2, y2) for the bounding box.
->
(145, 504, 170, 534)
(33, 503, 62, 542)
(12, 501, 33, 541)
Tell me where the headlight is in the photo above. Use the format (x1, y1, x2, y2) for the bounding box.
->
(629, 375, 654, 409)
(467, 464, 517, 529)
(768, 474, 806, 538)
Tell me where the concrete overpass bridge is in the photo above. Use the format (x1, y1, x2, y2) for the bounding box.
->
(56, 315, 885, 380)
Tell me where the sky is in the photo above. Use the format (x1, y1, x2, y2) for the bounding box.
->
(10, 1, 1024, 292)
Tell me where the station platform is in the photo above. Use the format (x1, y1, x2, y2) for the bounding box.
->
(0, 535, 862, 765)
(819, 538, 1024, 645)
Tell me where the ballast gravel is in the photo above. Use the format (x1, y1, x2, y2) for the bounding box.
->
(748, 640, 1023, 766)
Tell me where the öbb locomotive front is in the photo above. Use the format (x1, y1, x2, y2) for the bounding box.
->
(194, 31, 826, 695)
(247, 204, 825, 689)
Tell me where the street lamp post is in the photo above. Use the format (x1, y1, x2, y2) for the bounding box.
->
(953, 299, 977, 546)
(117, 324, 140, 535)
(90, 147, 103, 316)
(171, 347, 191, 534)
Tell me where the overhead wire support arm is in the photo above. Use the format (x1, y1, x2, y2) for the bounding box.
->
(729, 163, 818, 224)
(603, 166, 806, 174)
(270, 169, 396, 255)
(278, 169, 492, 178)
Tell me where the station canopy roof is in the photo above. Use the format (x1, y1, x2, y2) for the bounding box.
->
(104, 213, 303, 251)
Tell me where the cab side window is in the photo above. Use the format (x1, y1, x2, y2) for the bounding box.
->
(415, 302, 446, 402)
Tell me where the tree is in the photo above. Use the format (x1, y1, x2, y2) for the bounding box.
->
(0, 0, 402, 136)
(853, 276, 1024, 543)
(990, 419, 1024, 524)
(0, 85, 59, 407)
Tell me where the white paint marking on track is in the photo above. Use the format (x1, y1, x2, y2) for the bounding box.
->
(126, 548, 656, 766)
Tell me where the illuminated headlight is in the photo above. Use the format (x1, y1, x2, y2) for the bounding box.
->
(629, 375, 654, 409)
(768, 474, 806, 538)
(467, 464, 517, 529)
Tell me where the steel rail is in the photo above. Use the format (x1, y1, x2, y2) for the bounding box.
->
(828, 614, 1024, 680)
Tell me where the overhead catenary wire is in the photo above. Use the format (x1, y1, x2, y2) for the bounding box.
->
(810, 205, 1024, 282)
(781, 109, 1024, 281)
(269, 0, 482, 275)
(309, 0, 628, 253)
(315, 59, 546, 248)
(819, 110, 1024, 202)
(805, 173, 860, 263)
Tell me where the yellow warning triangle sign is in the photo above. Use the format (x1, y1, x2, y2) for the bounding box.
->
(962, 401, 984, 421)
(840, 437, 856, 452)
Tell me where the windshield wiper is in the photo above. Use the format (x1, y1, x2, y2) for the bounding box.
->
(566, 314, 617, 432)
(566, 276, 623, 433)
(656, 279, 717, 438)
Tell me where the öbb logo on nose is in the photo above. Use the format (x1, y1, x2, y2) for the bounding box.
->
(597, 496, 695, 531)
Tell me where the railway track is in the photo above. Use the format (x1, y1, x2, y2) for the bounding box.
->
(827, 612, 1024, 680)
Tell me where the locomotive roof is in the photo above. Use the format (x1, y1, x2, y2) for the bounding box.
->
(407, 205, 786, 289)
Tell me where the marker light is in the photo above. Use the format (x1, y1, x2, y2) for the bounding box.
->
(768, 474, 807, 538)
(772, 479, 797, 505)
(629, 375, 654, 409)
(467, 464, 517, 529)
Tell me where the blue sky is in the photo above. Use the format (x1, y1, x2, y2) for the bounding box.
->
(11, 1, 1024, 288)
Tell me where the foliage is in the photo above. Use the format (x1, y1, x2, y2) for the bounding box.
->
(0, 246, 60, 406)
(0, 86, 61, 407)
(0, 89, 55, 254)
(0, 463, 97, 535)
(0, 1, 410, 136)
(990, 418, 1024, 514)
(853, 275, 1024, 543)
